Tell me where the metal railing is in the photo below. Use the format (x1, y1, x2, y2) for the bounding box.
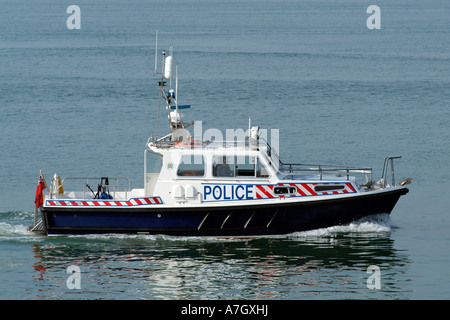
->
(148, 135, 268, 150)
(54, 177, 131, 200)
(148, 135, 380, 183)
(381, 156, 402, 188)
(279, 161, 373, 181)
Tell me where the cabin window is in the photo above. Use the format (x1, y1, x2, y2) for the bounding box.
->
(212, 155, 269, 178)
(177, 154, 205, 177)
(274, 187, 297, 195)
(314, 185, 345, 192)
(146, 151, 163, 173)
(256, 158, 269, 178)
(213, 155, 235, 177)
(235, 155, 255, 177)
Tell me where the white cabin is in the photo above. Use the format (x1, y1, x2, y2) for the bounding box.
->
(143, 134, 366, 207)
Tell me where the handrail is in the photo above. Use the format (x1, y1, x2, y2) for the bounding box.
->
(148, 135, 376, 182)
(148, 136, 270, 150)
(279, 161, 373, 181)
(381, 156, 402, 187)
(260, 138, 373, 180)
(57, 177, 131, 200)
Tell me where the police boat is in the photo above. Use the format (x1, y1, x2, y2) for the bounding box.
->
(30, 45, 411, 236)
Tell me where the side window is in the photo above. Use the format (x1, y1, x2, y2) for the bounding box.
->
(177, 154, 205, 176)
(212, 155, 270, 178)
(274, 186, 296, 194)
(256, 158, 269, 178)
(235, 156, 255, 177)
(213, 155, 235, 177)
(146, 152, 163, 173)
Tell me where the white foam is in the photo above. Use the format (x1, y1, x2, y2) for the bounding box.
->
(12, 213, 392, 243)
(287, 213, 391, 239)
(0, 222, 29, 236)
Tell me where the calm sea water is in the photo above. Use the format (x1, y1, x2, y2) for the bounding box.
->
(1, 0, 449, 301)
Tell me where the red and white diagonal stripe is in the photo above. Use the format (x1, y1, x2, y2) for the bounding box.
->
(255, 183, 356, 199)
(255, 185, 274, 199)
(45, 197, 162, 207)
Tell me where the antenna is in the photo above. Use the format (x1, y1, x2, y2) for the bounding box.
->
(154, 30, 158, 75)
(175, 66, 178, 107)
(152, 36, 191, 136)
(248, 116, 251, 141)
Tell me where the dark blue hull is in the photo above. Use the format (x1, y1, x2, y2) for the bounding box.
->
(41, 187, 408, 236)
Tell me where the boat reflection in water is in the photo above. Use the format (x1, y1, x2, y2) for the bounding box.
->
(30, 215, 412, 299)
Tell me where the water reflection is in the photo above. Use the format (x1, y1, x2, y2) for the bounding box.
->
(29, 222, 412, 299)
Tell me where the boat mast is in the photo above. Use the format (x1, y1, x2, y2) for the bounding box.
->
(154, 41, 182, 132)
(153, 34, 193, 142)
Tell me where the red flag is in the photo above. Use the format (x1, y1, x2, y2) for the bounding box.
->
(35, 175, 46, 208)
